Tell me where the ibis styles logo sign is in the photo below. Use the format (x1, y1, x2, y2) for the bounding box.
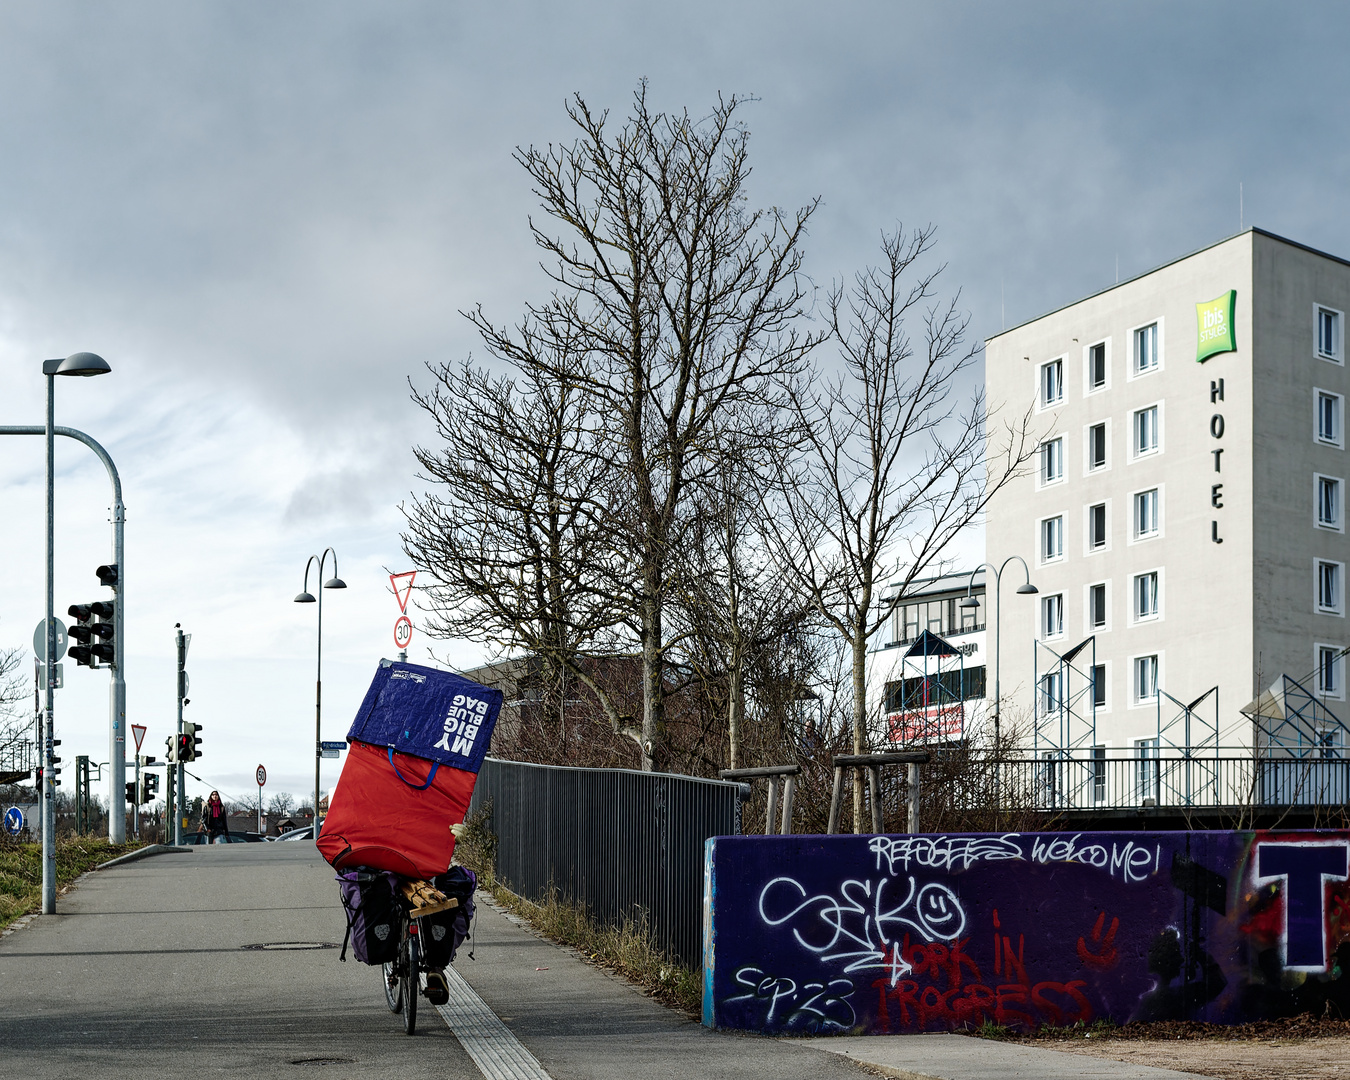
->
(1197, 290, 1237, 362)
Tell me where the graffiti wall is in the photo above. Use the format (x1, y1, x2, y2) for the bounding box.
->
(701, 831, 1350, 1034)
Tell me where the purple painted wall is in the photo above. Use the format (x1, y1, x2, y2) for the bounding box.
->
(702, 831, 1350, 1034)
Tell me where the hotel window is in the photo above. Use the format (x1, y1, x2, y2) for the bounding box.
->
(1318, 390, 1343, 446)
(1134, 405, 1159, 456)
(1134, 322, 1159, 374)
(1041, 359, 1064, 406)
(1040, 671, 1063, 714)
(1042, 593, 1064, 639)
(1317, 305, 1342, 363)
(1088, 342, 1107, 390)
(1134, 656, 1159, 703)
(1318, 559, 1343, 615)
(1318, 645, 1344, 698)
(1042, 515, 1064, 562)
(1041, 437, 1064, 484)
(1089, 503, 1107, 549)
(1089, 582, 1107, 629)
(1091, 744, 1107, 802)
(1088, 423, 1107, 470)
(1092, 667, 1107, 709)
(1135, 737, 1159, 800)
(1134, 488, 1159, 539)
(1134, 571, 1159, 621)
(1317, 475, 1342, 530)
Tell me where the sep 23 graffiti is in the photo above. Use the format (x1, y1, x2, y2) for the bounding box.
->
(701, 831, 1350, 1034)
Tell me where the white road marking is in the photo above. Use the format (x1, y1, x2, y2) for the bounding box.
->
(436, 965, 553, 1080)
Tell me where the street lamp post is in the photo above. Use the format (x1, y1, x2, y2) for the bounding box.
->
(959, 556, 1038, 747)
(41, 352, 112, 913)
(294, 549, 345, 838)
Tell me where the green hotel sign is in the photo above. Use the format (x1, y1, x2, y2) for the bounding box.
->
(1196, 290, 1237, 362)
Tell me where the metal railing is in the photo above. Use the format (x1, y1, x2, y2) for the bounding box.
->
(468, 758, 744, 969)
(0, 739, 35, 782)
(972, 755, 1350, 811)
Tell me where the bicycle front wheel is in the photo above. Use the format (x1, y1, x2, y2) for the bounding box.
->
(401, 934, 419, 1035)
(383, 955, 402, 1013)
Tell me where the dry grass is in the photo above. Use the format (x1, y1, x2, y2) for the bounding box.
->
(0, 836, 144, 931)
(454, 803, 702, 1015)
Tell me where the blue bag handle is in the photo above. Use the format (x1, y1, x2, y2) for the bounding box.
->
(388, 747, 439, 790)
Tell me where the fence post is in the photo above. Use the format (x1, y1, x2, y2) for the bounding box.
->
(764, 778, 779, 837)
(907, 762, 920, 834)
(826, 766, 843, 834)
(868, 766, 882, 833)
(780, 775, 796, 835)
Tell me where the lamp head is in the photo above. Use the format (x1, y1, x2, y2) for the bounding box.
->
(293, 591, 317, 604)
(323, 577, 347, 590)
(959, 595, 981, 610)
(1016, 582, 1040, 595)
(42, 352, 111, 377)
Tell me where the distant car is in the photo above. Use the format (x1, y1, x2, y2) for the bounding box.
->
(183, 832, 251, 845)
(270, 826, 314, 842)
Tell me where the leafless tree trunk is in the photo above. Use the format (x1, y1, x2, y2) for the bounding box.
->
(770, 226, 1033, 831)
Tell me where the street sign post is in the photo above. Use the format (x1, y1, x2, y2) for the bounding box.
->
(256, 764, 266, 834)
(32, 618, 67, 663)
(390, 572, 416, 658)
(131, 724, 146, 752)
(318, 739, 344, 760)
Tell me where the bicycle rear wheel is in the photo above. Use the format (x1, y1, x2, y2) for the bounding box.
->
(383, 955, 402, 1013)
(401, 934, 419, 1035)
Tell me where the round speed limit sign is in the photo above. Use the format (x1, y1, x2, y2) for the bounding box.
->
(393, 615, 413, 649)
(256, 765, 266, 787)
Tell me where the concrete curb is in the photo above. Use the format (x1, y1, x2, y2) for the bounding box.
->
(96, 844, 193, 870)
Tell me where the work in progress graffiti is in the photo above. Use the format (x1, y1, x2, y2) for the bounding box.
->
(701, 831, 1350, 1034)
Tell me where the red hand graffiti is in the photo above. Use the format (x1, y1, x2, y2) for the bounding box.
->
(1076, 910, 1120, 970)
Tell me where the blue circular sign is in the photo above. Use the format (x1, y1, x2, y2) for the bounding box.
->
(3, 807, 23, 837)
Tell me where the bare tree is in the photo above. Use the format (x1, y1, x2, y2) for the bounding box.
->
(770, 226, 1033, 830)
(266, 790, 296, 817)
(403, 343, 634, 741)
(491, 84, 822, 770)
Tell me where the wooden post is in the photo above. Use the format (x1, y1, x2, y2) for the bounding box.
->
(764, 777, 779, 837)
(826, 766, 844, 834)
(868, 766, 882, 834)
(907, 762, 920, 834)
(780, 775, 796, 835)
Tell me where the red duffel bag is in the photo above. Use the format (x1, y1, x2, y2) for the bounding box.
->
(318, 738, 477, 879)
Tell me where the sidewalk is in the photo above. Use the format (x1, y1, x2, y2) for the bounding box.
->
(0, 841, 1212, 1080)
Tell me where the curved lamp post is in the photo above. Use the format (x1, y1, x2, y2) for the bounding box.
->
(294, 548, 345, 838)
(959, 556, 1038, 747)
(41, 352, 111, 913)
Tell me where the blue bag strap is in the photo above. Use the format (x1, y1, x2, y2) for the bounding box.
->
(388, 746, 439, 790)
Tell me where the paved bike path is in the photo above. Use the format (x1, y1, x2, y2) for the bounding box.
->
(0, 842, 1207, 1080)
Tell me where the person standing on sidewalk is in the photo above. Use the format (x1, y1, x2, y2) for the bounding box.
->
(201, 791, 230, 843)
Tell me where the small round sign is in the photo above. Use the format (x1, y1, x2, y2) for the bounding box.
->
(4, 807, 23, 837)
(256, 765, 267, 787)
(32, 618, 68, 663)
(393, 615, 413, 650)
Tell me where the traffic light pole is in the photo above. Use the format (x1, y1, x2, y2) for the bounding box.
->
(175, 626, 186, 846)
(41, 377, 58, 912)
(0, 422, 127, 845)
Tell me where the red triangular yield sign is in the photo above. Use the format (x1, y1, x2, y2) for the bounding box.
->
(390, 571, 417, 614)
(131, 724, 146, 751)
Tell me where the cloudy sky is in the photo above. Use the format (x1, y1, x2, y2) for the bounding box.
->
(0, 2, 1345, 808)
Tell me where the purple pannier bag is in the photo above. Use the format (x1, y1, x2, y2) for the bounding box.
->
(337, 868, 402, 965)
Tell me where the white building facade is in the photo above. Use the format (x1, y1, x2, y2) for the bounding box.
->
(984, 229, 1350, 764)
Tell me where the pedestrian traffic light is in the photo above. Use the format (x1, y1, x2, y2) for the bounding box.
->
(67, 603, 98, 667)
(96, 563, 118, 588)
(176, 733, 191, 762)
(145, 773, 160, 801)
(90, 600, 116, 664)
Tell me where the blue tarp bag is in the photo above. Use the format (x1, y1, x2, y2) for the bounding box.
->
(346, 658, 503, 772)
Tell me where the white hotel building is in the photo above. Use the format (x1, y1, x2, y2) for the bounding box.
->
(869, 230, 1350, 785)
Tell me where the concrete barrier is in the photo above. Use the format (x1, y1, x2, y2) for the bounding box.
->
(701, 830, 1350, 1033)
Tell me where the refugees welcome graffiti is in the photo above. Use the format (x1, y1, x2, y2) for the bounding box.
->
(703, 831, 1350, 1034)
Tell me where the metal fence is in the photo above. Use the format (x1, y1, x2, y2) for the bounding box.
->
(978, 755, 1350, 811)
(468, 758, 743, 969)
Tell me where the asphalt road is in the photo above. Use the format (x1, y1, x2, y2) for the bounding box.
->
(0, 842, 877, 1080)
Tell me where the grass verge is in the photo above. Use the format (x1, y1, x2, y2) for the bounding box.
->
(0, 837, 145, 932)
(454, 804, 702, 1016)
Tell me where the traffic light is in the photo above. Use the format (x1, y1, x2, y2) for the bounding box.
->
(90, 601, 116, 664)
(96, 563, 118, 588)
(67, 603, 98, 667)
(52, 739, 61, 785)
(126, 781, 136, 805)
(178, 723, 203, 763)
(165, 735, 178, 764)
(145, 773, 160, 801)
